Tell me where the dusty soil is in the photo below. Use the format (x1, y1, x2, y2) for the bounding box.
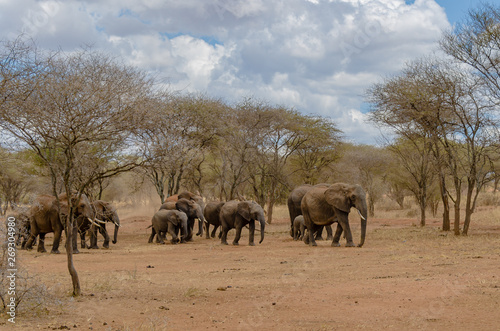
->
(3, 206, 500, 331)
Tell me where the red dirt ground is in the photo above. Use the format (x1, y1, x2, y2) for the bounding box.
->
(3, 207, 500, 330)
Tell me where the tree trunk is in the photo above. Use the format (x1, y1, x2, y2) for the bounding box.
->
(462, 182, 475, 235)
(453, 176, 462, 236)
(420, 202, 426, 227)
(266, 198, 274, 224)
(65, 214, 81, 296)
(439, 174, 450, 231)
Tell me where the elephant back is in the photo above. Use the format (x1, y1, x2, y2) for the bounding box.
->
(159, 201, 177, 211)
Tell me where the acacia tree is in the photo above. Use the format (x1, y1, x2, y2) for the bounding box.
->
(368, 55, 499, 234)
(248, 104, 312, 223)
(0, 38, 153, 295)
(0, 149, 34, 214)
(290, 117, 342, 185)
(138, 94, 225, 203)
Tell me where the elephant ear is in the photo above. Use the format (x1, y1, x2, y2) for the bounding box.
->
(324, 184, 350, 213)
(94, 201, 105, 215)
(237, 202, 251, 221)
(170, 212, 180, 226)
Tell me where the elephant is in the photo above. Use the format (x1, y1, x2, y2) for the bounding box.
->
(148, 209, 188, 244)
(165, 191, 205, 236)
(203, 201, 225, 239)
(77, 200, 120, 249)
(293, 215, 306, 241)
(5, 211, 33, 248)
(301, 183, 367, 247)
(220, 200, 265, 246)
(25, 192, 94, 254)
(287, 184, 333, 240)
(159, 198, 206, 241)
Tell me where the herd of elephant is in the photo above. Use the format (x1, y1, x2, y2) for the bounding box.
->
(8, 193, 120, 254)
(149, 182, 367, 248)
(7, 182, 368, 252)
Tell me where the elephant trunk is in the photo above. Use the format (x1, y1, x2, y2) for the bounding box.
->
(357, 207, 367, 247)
(258, 215, 266, 244)
(196, 206, 205, 236)
(112, 224, 119, 244)
(112, 215, 120, 244)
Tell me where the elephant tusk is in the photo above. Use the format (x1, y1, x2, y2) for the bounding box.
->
(88, 218, 102, 228)
(114, 222, 121, 227)
(356, 209, 366, 221)
(95, 218, 106, 224)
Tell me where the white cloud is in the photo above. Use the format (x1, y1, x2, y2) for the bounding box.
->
(0, 0, 453, 144)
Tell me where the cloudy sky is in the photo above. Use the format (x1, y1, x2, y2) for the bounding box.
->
(0, 0, 478, 144)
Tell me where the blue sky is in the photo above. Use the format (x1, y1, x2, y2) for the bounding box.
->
(0, 0, 484, 145)
(435, 0, 478, 24)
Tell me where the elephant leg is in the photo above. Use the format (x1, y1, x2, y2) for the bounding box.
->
(338, 214, 355, 247)
(220, 225, 229, 245)
(178, 224, 187, 243)
(100, 224, 110, 248)
(325, 224, 333, 241)
(21, 235, 28, 249)
(306, 223, 319, 246)
(25, 230, 38, 251)
(80, 231, 87, 249)
(248, 221, 255, 246)
(196, 219, 203, 237)
(157, 231, 166, 244)
(314, 225, 325, 240)
(38, 233, 47, 253)
(89, 225, 99, 249)
(51, 228, 62, 254)
(300, 223, 305, 240)
(167, 223, 178, 244)
(211, 225, 218, 238)
(232, 225, 243, 245)
(332, 223, 343, 247)
(185, 218, 194, 242)
(205, 223, 210, 239)
(148, 227, 156, 243)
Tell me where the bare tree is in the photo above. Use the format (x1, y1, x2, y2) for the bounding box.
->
(138, 93, 225, 203)
(0, 38, 153, 295)
(290, 117, 342, 185)
(0, 149, 34, 214)
(368, 56, 499, 233)
(440, 3, 500, 100)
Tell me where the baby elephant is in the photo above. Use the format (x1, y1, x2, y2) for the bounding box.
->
(293, 215, 306, 241)
(148, 210, 188, 245)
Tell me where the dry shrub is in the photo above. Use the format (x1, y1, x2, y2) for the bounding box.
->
(0, 216, 57, 317)
(476, 192, 500, 207)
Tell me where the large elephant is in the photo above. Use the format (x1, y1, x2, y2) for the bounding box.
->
(301, 183, 367, 247)
(25, 193, 94, 254)
(287, 184, 333, 240)
(148, 209, 188, 244)
(78, 200, 120, 249)
(165, 191, 205, 236)
(159, 198, 205, 241)
(203, 201, 225, 239)
(220, 200, 265, 246)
